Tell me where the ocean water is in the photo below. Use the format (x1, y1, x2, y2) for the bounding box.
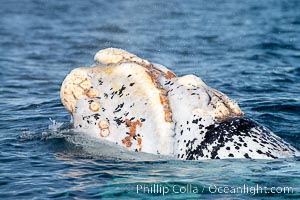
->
(1, 0, 300, 199)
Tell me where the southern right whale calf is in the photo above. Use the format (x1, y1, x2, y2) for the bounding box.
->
(60, 48, 300, 160)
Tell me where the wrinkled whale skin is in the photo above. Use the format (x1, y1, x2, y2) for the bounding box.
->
(60, 48, 300, 159)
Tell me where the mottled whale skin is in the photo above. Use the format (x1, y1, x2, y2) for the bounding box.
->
(60, 48, 300, 160)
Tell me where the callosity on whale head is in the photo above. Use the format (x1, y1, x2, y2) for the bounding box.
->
(60, 48, 300, 160)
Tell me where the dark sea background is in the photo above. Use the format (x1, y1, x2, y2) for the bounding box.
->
(1, 0, 300, 199)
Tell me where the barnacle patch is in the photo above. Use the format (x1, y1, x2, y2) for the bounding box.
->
(89, 101, 100, 112)
(87, 89, 99, 98)
(98, 120, 110, 137)
(122, 119, 143, 150)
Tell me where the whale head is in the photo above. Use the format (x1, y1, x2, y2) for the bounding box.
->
(60, 48, 299, 159)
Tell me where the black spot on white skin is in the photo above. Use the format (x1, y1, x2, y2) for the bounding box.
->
(83, 114, 101, 122)
(129, 83, 135, 86)
(165, 81, 171, 85)
(118, 85, 126, 95)
(256, 150, 263, 154)
(127, 74, 132, 77)
(198, 123, 204, 129)
(93, 114, 100, 120)
(186, 139, 198, 152)
(183, 117, 295, 160)
(110, 91, 118, 99)
(114, 103, 124, 113)
(114, 116, 124, 126)
(192, 119, 199, 124)
(130, 103, 135, 108)
(140, 118, 146, 122)
(244, 153, 251, 159)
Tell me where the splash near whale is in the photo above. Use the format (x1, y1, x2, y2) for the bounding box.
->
(60, 48, 300, 159)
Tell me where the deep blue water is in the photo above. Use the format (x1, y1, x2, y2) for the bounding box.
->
(1, 0, 300, 199)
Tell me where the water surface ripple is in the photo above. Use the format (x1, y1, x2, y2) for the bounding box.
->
(0, 0, 300, 199)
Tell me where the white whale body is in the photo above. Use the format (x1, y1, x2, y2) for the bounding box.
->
(60, 48, 300, 159)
